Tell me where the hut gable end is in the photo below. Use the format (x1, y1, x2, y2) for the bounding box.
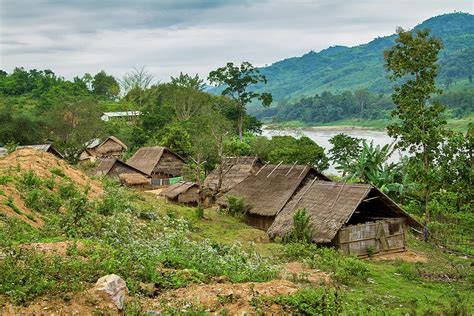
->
(153, 150, 186, 177)
(95, 137, 127, 156)
(93, 157, 148, 179)
(127, 146, 185, 177)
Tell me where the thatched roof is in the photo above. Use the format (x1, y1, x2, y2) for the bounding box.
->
(126, 146, 185, 176)
(267, 181, 422, 243)
(119, 173, 151, 185)
(204, 156, 263, 192)
(93, 157, 148, 177)
(94, 158, 117, 176)
(160, 181, 198, 199)
(217, 164, 329, 217)
(97, 136, 128, 151)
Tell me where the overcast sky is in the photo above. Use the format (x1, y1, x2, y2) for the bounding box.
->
(1, 0, 472, 82)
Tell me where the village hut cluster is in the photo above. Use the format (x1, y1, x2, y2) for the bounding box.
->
(162, 156, 421, 257)
(77, 136, 186, 190)
(2, 137, 421, 257)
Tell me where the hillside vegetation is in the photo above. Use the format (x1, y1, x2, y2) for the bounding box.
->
(0, 149, 473, 314)
(249, 13, 474, 125)
(253, 13, 474, 100)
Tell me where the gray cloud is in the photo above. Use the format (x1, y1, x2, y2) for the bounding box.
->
(0, 0, 472, 81)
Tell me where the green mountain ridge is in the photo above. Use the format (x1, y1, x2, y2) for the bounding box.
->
(251, 12, 474, 104)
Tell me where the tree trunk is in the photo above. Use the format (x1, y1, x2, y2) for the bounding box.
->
(238, 105, 244, 141)
(423, 144, 430, 242)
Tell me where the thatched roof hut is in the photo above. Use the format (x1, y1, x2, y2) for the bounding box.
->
(268, 181, 422, 255)
(93, 157, 149, 179)
(126, 146, 186, 186)
(217, 164, 330, 230)
(160, 181, 199, 204)
(79, 136, 127, 161)
(203, 156, 263, 193)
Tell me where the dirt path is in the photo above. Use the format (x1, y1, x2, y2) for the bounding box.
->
(369, 250, 428, 263)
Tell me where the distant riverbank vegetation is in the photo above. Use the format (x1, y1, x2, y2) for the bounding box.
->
(256, 87, 474, 131)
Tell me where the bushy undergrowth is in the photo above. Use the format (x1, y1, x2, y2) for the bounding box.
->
(0, 172, 278, 304)
(275, 287, 345, 315)
(283, 208, 313, 243)
(311, 247, 369, 284)
(225, 195, 250, 217)
(281, 243, 369, 285)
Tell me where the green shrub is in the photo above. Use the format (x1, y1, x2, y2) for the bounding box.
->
(58, 181, 79, 200)
(96, 181, 135, 216)
(367, 245, 375, 257)
(0, 249, 107, 305)
(284, 208, 313, 243)
(43, 176, 56, 190)
(49, 167, 66, 178)
(226, 195, 250, 217)
(0, 216, 41, 247)
(0, 175, 13, 185)
(194, 206, 204, 219)
(276, 287, 344, 315)
(5, 195, 23, 215)
(281, 242, 318, 261)
(396, 262, 420, 281)
(310, 247, 369, 284)
(17, 169, 42, 190)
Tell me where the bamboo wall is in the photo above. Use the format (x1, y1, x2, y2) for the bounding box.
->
(334, 218, 407, 257)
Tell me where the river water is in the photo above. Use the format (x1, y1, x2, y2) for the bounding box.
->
(262, 127, 404, 174)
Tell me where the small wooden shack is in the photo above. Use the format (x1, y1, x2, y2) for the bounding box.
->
(160, 181, 200, 205)
(217, 164, 331, 230)
(126, 146, 186, 187)
(203, 156, 263, 194)
(79, 136, 127, 162)
(267, 182, 422, 257)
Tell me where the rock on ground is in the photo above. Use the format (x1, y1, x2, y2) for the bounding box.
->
(93, 274, 129, 310)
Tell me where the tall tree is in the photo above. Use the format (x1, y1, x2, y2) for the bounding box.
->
(384, 28, 445, 225)
(170, 72, 205, 91)
(208, 62, 272, 140)
(45, 97, 103, 162)
(328, 133, 362, 176)
(121, 67, 155, 107)
(92, 71, 120, 100)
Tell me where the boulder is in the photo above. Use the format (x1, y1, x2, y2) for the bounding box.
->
(93, 274, 128, 310)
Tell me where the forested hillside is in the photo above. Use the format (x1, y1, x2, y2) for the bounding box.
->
(254, 13, 473, 100)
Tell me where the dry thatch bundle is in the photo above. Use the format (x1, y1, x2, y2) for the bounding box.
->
(119, 173, 151, 186)
(268, 181, 421, 243)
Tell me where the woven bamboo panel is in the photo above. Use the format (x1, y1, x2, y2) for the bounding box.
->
(335, 218, 407, 256)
